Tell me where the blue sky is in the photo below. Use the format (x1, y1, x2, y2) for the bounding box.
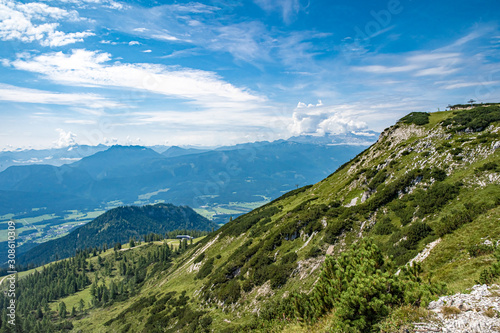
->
(0, 0, 499, 150)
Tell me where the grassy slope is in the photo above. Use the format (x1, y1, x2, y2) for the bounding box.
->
(28, 107, 500, 332)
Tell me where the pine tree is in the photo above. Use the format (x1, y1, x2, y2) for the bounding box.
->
(36, 308, 43, 319)
(58, 302, 67, 319)
(78, 298, 85, 313)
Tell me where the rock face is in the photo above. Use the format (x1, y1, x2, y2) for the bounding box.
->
(419, 284, 500, 332)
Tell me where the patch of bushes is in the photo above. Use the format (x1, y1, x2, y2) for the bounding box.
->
(195, 258, 214, 280)
(390, 200, 414, 226)
(430, 168, 447, 181)
(386, 222, 432, 265)
(215, 279, 241, 304)
(441, 105, 500, 132)
(143, 291, 211, 333)
(193, 252, 205, 264)
(400, 112, 430, 126)
(468, 243, 497, 257)
(307, 246, 322, 258)
(477, 161, 499, 172)
(373, 216, 397, 235)
(368, 169, 387, 190)
(414, 182, 461, 217)
(291, 240, 444, 332)
(324, 218, 354, 244)
(218, 206, 281, 238)
(434, 201, 498, 237)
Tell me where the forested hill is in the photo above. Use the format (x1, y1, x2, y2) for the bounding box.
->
(19, 203, 216, 267)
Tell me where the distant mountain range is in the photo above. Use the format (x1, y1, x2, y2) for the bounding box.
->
(0, 132, 377, 172)
(0, 133, 376, 216)
(19, 203, 215, 266)
(0, 144, 109, 172)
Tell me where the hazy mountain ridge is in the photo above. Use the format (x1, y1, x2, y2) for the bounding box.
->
(0, 139, 369, 216)
(0, 144, 109, 172)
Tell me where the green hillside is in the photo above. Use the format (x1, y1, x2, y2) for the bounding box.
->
(4, 105, 500, 332)
(18, 203, 217, 267)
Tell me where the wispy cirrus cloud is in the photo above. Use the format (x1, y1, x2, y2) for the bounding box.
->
(6, 49, 265, 110)
(353, 52, 462, 76)
(40, 0, 125, 10)
(0, 0, 94, 47)
(0, 83, 125, 108)
(443, 81, 500, 90)
(253, 0, 302, 24)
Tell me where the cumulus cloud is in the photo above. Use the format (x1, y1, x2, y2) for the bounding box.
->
(289, 102, 368, 136)
(0, 0, 94, 47)
(54, 128, 77, 147)
(8, 49, 265, 110)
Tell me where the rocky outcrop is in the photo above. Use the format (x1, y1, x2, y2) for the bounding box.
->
(415, 284, 500, 332)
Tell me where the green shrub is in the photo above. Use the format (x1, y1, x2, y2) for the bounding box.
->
(241, 279, 254, 292)
(195, 258, 214, 280)
(281, 252, 298, 265)
(468, 243, 496, 257)
(373, 216, 396, 235)
(442, 105, 500, 132)
(414, 182, 460, 217)
(434, 201, 497, 237)
(430, 168, 447, 181)
(368, 169, 387, 190)
(269, 263, 295, 289)
(193, 252, 205, 264)
(477, 161, 499, 172)
(307, 246, 322, 258)
(216, 279, 241, 304)
(324, 218, 354, 244)
(400, 112, 430, 126)
(477, 247, 500, 284)
(291, 240, 443, 331)
(406, 222, 432, 247)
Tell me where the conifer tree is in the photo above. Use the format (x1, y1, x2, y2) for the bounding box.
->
(58, 302, 67, 319)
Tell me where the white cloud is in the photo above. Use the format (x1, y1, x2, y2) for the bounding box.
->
(444, 80, 500, 90)
(150, 33, 179, 41)
(208, 22, 272, 63)
(296, 100, 323, 108)
(0, 0, 94, 47)
(354, 64, 418, 74)
(64, 119, 96, 124)
(254, 0, 301, 24)
(46, 0, 125, 10)
(8, 49, 265, 110)
(128, 40, 140, 45)
(0, 83, 125, 108)
(168, 3, 219, 14)
(54, 128, 77, 147)
(142, 49, 152, 53)
(289, 103, 368, 136)
(354, 52, 462, 76)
